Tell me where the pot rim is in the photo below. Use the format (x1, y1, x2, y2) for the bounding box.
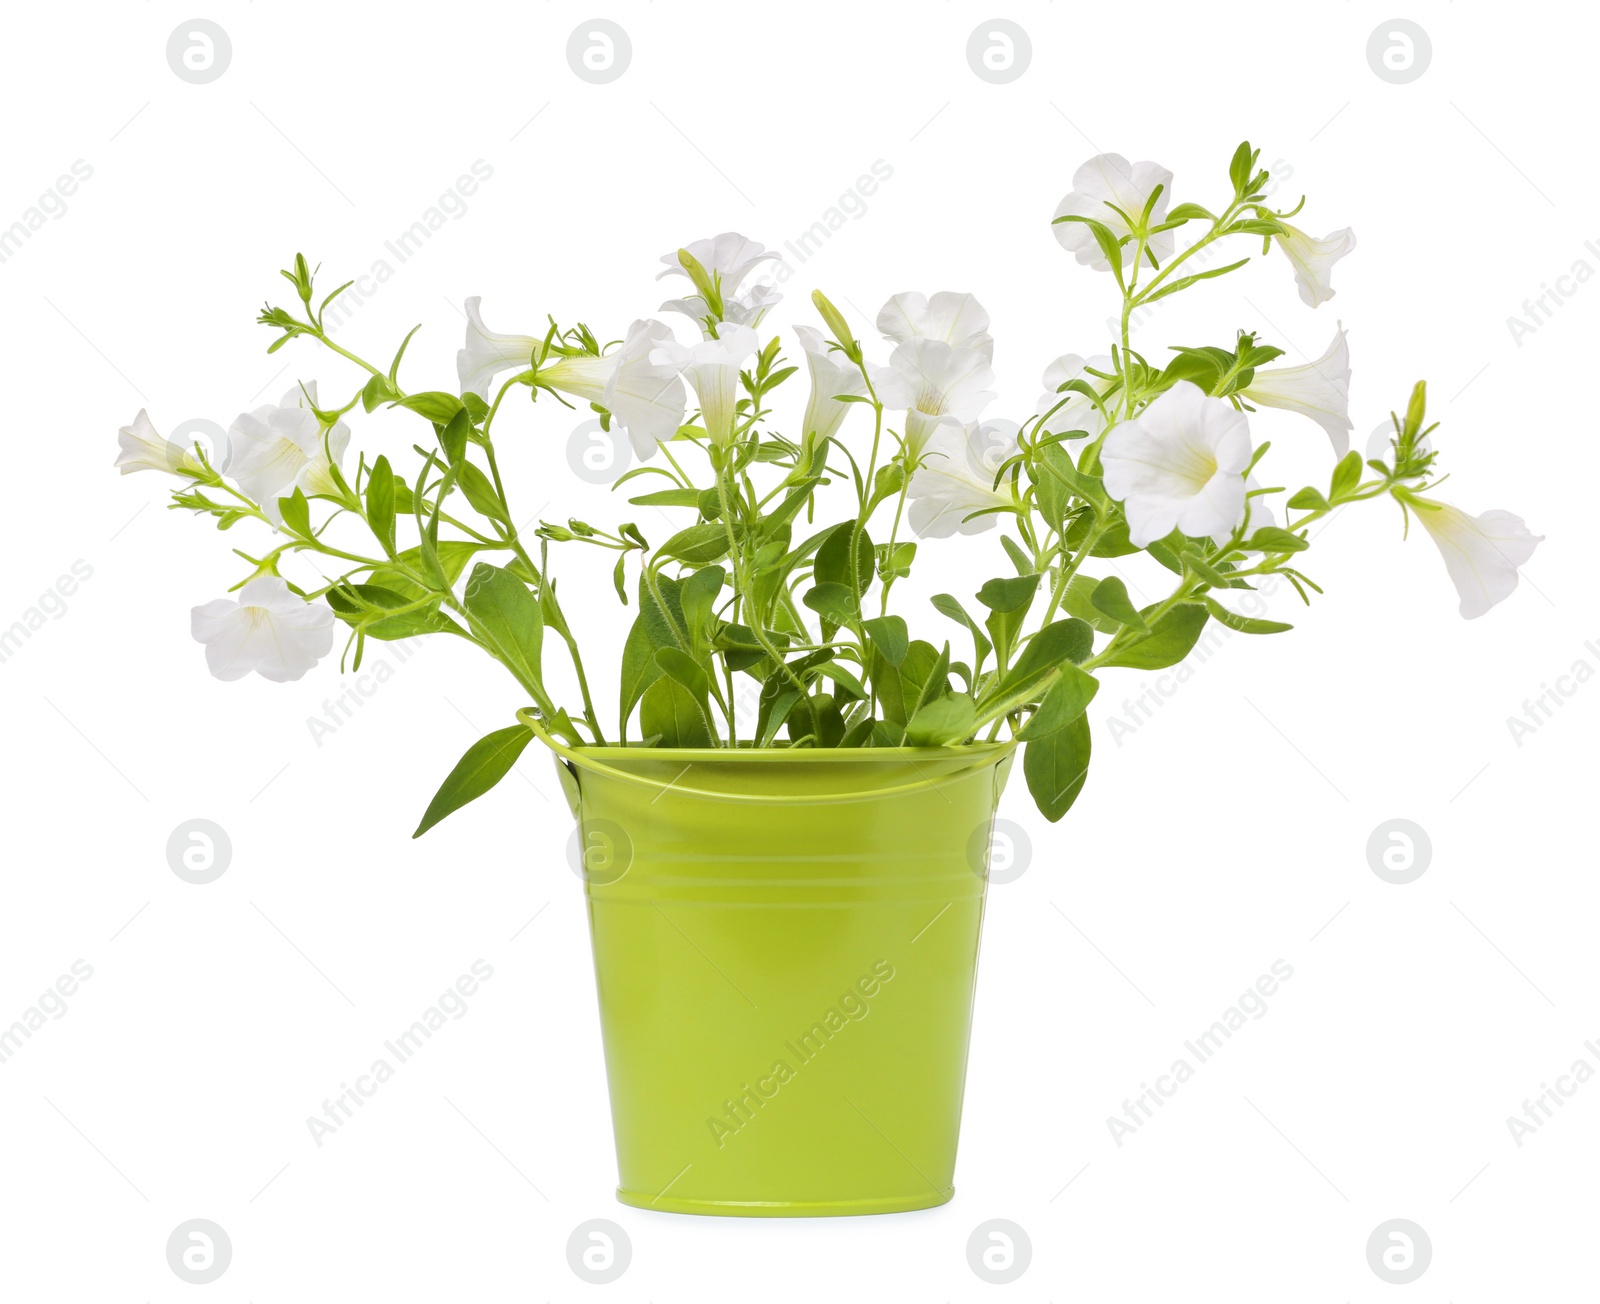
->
(516, 709, 1014, 764)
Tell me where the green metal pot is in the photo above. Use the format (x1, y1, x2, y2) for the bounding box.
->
(522, 712, 1015, 1217)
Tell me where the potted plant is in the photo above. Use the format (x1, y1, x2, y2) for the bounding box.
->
(116, 141, 1539, 1216)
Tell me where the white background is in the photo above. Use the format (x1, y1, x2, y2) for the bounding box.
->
(2, 2, 1595, 1299)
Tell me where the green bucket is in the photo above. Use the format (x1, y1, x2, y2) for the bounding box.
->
(522, 712, 1015, 1218)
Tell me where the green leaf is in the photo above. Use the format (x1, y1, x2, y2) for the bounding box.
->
(1067, 512, 1138, 557)
(463, 563, 545, 698)
(1203, 594, 1293, 634)
(874, 639, 939, 727)
(437, 408, 472, 465)
(861, 615, 909, 667)
(679, 565, 725, 652)
(1226, 218, 1284, 237)
(1228, 140, 1255, 193)
(1018, 664, 1099, 740)
(654, 646, 713, 708)
(787, 693, 846, 748)
(1140, 258, 1250, 305)
(978, 573, 1041, 667)
(371, 540, 479, 604)
(1179, 549, 1230, 588)
(905, 693, 978, 746)
(1330, 450, 1363, 499)
(816, 519, 873, 597)
(326, 583, 461, 641)
(413, 724, 535, 837)
(714, 622, 788, 673)
(812, 662, 867, 700)
(1145, 534, 1186, 575)
(1032, 441, 1103, 526)
(869, 462, 905, 508)
(1089, 577, 1149, 631)
(1001, 535, 1033, 577)
(458, 461, 508, 523)
(366, 455, 396, 554)
(1024, 713, 1091, 823)
(976, 573, 1041, 613)
(762, 476, 824, 533)
(992, 619, 1095, 707)
(756, 680, 802, 748)
(278, 487, 311, 537)
(361, 373, 399, 413)
(395, 391, 466, 424)
(803, 582, 859, 624)
(640, 677, 711, 747)
(389, 323, 425, 385)
(1097, 603, 1209, 670)
(1062, 575, 1122, 635)
(875, 540, 916, 581)
(628, 488, 704, 508)
(930, 593, 992, 668)
(639, 571, 688, 650)
(1054, 214, 1126, 278)
(1165, 202, 1215, 223)
(659, 522, 733, 566)
(1287, 487, 1329, 512)
(619, 614, 662, 736)
(1246, 526, 1310, 553)
(1162, 349, 1226, 390)
(902, 642, 952, 731)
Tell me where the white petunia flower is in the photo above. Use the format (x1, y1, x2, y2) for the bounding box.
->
(870, 338, 997, 462)
(190, 576, 335, 683)
(539, 319, 688, 458)
(1052, 154, 1175, 272)
(876, 291, 994, 361)
(1240, 324, 1353, 455)
(1239, 475, 1279, 544)
(115, 409, 203, 476)
(907, 419, 1021, 538)
(1273, 222, 1357, 308)
(649, 323, 760, 449)
(794, 324, 865, 451)
(1409, 498, 1543, 620)
(1100, 381, 1253, 546)
(662, 281, 782, 335)
(1034, 353, 1116, 442)
(657, 233, 779, 298)
(456, 297, 540, 400)
(225, 384, 350, 524)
